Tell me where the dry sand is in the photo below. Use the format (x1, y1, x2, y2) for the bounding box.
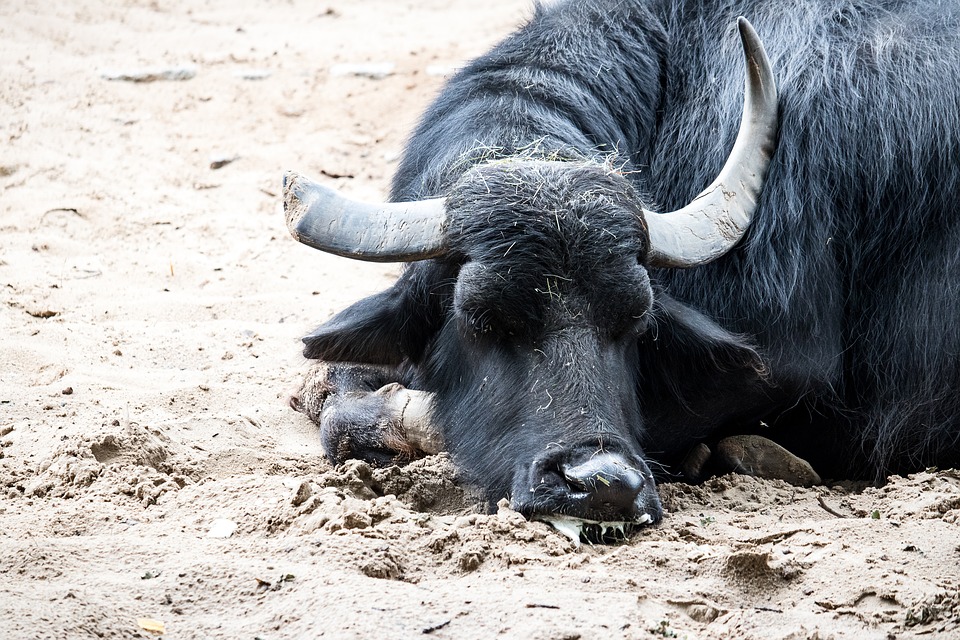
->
(3, 1, 960, 638)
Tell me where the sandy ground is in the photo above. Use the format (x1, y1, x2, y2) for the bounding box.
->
(3, 1, 960, 638)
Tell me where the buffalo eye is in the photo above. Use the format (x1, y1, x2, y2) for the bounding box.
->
(463, 307, 494, 335)
(453, 262, 502, 338)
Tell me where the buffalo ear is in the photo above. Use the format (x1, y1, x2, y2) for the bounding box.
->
(637, 293, 771, 451)
(644, 294, 765, 375)
(303, 270, 441, 365)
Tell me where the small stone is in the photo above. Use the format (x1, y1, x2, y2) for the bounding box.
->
(425, 64, 461, 77)
(209, 154, 238, 170)
(26, 308, 58, 319)
(686, 603, 721, 623)
(207, 518, 237, 538)
(456, 542, 486, 572)
(278, 105, 304, 118)
(101, 65, 196, 82)
(341, 510, 372, 530)
(329, 62, 395, 79)
(360, 550, 404, 580)
(291, 480, 312, 507)
(234, 69, 271, 80)
(61, 387, 73, 396)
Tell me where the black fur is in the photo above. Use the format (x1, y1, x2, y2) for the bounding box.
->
(304, 0, 960, 508)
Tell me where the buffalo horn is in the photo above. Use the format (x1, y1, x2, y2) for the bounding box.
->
(644, 17, 779, 268)
(400, 390, 444, 455)
(283, 171, 449, 262)
(378, 385, 444, 454)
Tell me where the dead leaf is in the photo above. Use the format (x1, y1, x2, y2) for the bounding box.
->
(137, 617, 165, 634)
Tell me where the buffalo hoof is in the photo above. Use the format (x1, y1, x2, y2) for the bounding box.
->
(680, 442, 713, 483)
(714, 435, 821, 487)
(290, 362, 441, 466)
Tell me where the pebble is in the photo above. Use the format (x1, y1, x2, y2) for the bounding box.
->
(291, 480, 312, 507)
(425, 64, 461, 77)
(207, 518, 238, 538)
(329, 62, 395, 79)
(234, 69, 271, 81)
(100, 65, 197, 83)
(209, 154, 239, 170)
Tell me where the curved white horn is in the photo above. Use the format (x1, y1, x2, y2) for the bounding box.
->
(386, 387, 443, 455)
(645, 17, 779, 268)
(283, 171, 449, 262)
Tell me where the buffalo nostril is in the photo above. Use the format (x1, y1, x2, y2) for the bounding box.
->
(562, 453, 645, 511)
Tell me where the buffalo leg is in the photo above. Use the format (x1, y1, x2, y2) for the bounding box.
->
(289, 362, 442, 466)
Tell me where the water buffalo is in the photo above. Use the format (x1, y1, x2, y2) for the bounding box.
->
(285, 0, 960, 543)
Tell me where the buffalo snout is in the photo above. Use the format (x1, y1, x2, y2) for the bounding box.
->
(562, 452, 648, 513)
(512, 443, 663, 545)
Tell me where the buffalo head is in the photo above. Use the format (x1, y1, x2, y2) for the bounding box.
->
(284, 18, 777, 542)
